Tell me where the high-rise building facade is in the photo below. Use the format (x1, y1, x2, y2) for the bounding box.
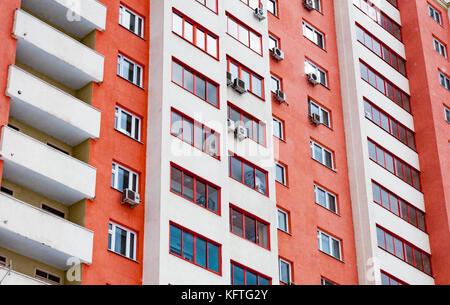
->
(0, 0, 448, 285)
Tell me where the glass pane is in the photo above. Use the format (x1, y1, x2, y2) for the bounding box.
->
(257, 221, 268, 248)
(314, 144, 323, 163)
(252, 75, 263, 97)
(259, 277, 270, 285)
(332, 239, 340, 259)
(170, 225, 182, 256)
(228, 18, 238, 38)
(184, 20, 193, 42)
(232, 209, 244, 236)
(207, 243, 220, 273)
(173, 13, 183, 36)
(423, 255, 432, 274)
(171, 166, 182, 195)
(276, 165, 284, 184)
(278, 211, 287, 231)
(183, 118, 194, 145)
(321, 233, 330, 254)
(245, 216, 256, 243)
(195, 180, 207, 207)
(324, 151, 333, 168)
(417, 211, 426, 231)
(171, 111, 183, 138)
(372, 183, 381, 203)
(118, 167, 129, 192)
(328, 194, 337, 213)
(405, 244, 414, 265)
(195, 76, 206, 100)
(232, 264, 245, 285)
(244, 163, 255, 189)
(241, 70, 251, 91)
(184, 69, 194, 93)
(183, 174, 194, 201)
(207, 34, 217, 57)
(207, 185, 219, 212)
(390, 194, 399, 215)
(250, 31, 261, 54)
(394, 238, 404, 259)
(182, 231, 194, 262)
(409, 206, 417, 226)
(231, 157, 243, 182)
(246, 271, 258, 285)
(172, 62, 183, 86)
(206, 82, 218, 106)
(114, 227, 127, 256)
(195, 238, 207, 267)
(279, 261, 289, 283)
(239, 25, 249, 46)
(414, 249, 423, 270)
(385, 233, 394, 254)
(196, 28, 205, 50)
(381, 189, 390, 209)
(194, 123, 204, 150)
(377, 227, 385, 248)
(400, 200, 409, 221)
(376, 147, 385, 166)
(255, 169, 267, 195)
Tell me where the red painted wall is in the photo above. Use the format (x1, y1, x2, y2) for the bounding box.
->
(269, 0, 358, 285)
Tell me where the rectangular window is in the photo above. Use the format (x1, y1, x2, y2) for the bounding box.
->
(433, 37, 447, 58)
(279, 258, 292, 284)
(172, 59, 219, 107)
(272, 117, 284, 140)
(303, 21, 325, 49)
(170, 164, 220, 214)
(310, 140, 334, 169)
(117, 54, 143, 87)
(271, 75, 281, 93)
(309, 99, 331, 127)
(275, 162, 287, 185)
(305, 60, 327, 87)
(226, 14, 262, 55)
(111, 162, 139, 193)
(0, 256, 7, 267)
(119, 5, 144, 37)
(381, 271, 407, 285)
(227, 57, 264, 99)
(240, 0, 261, 9)
(428, 4, 442, 25)
(277, 208, 289, 233)
(314, 185, 338, 214)
(229, 154, 268, 195)
(268, 0, 278, 16)
(169, 222, 221, 274)
(360, 61, 410, 112)
(35, 269, 61, 285)
(172, 10, 219, 59)
(317, 230, 342, 260)
(230, 205, 270, 249)
(228, 103, 266, 146)
(231, 261, 271, 285)
(356, 24, 406, 76)
(269, 34, 279, 50)
(376, 226, 432, 275)
(195, 0, 218, 13)
(439, 72, 450, 91)
(108, 222, 137, 260)
(171, 109, 220, 159)
(371, 181, 426, 231)
(364, 99, 416, 150)
(445, 106, 450, 123)
(115, 106, 141, 141)
(0, 186, 13, 196)
(42, 204, 65, 219)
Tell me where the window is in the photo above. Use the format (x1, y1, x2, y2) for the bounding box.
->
(228, 103, 266, 146)
(355, 24, 406, 76)
(171, 109, 220, 158)
(169, 223, 221, 274)
(305, 60, 327, 87)
(227, 57, 264, 99)
(271, 75, 281, 93)
(306, 0, 322, 12)
(353, 0, 402, 41)
(119, 5, 144, 37)
(376, 226, 432, 275)
(439, 72, 450, 91)
(272, 117, 284, 140)
(364, 99, 416, 150)
(226, 14, 262, 55)
(277, 209, 289, 233)
(268, 34, 279, 50)
(279, 258, 292, 284)
(275, 162, 287, 185)
(239, 0, 261, 9)
(433, 37, 447, 58)
(0, 256, 7, 267)
(428, 4, 442, 25)
(170, 164, 220, 214)
(7, 124, 19, 131)
(371, 181, 426, 231)
(111, 162, 139, 193)
(385, 0, 398, 8)
(303, 21, 325, 49)
(115, 106, 141, 141)
(321, 278, 336, 285)
(195, 0, 218, 13)
(172, 10, 218, 58)
(368, 139, 421, 191)
(42, 204, 65, 218)
(309, 99, 330, 127)
(318, 230, 342, 260)
(47, 143, 70, 155)
(310, 140, 334, 169)
(314, 185, 338, 214)
(230, 205, 270, 249)
(229, 154, 268, 195)
(35, 269, 61, 285)
(117, 54, 143, 87)
(108, 222, 137, 260)
(445, 106, 450, 123)
(0, 186, 13, 196)
(268, 0, 278, 16)
(172, 59, 219, 107)
(381, 271, 407, 285)
(231, 261, 271, 285)
(360, 61, 410, 112)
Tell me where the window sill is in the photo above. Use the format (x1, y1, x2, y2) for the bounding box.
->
(277, 228, 292, 236)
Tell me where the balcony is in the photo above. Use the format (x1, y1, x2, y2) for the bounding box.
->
(0, 193, 93, 270)
(0, 127, 97, 205)
(0, 266, 48, 285)
(21, 0, 107, 38)
(13, 9, 104, 90)
(6, 65, 101, 146)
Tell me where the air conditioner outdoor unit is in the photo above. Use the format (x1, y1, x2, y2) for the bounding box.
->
(227, 72, 233, 86)
(233, 78, 247, 94)
(275, 90, 286, 103)
(310, 113, 321, 126)
(121, 189, 140, 208)
(235, 125, 247, 141)
(271, 47, 284, 61)
(254, 4, 266, 20)
(303, 0, 315, 11)
(227, 119, 236, 133)
(307, 72, 319, 85)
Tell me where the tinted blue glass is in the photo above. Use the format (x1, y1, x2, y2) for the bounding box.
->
(170, 225, 182, 256)
(207, 243, 220, 273)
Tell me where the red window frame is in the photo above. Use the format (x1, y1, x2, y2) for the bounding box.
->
(170, 163, 221, 215)
(172, 9, 219, 59)
(360, 61, 411, 113)
(226, 13, 263, 56)
(171, 58, 219, 108)
(169, 221, 222, 275)
(229, 204, 271, 250)
(227, 56, 265, 100)
(353, 0, 402, 41)
(371, 180, 427, 232)
(230, 260, 272, 285)
(227, 102, 267, 147)
(170, 108, 220, 159)
(195, 0, 218, 14)
(377, 225, 432, 275)
(368, 139, 422, 191)
(364, 98, 416, 151)
(355, 23, 407, 77)
(228, 152, 269, 196)
(239, 0, 262, 9)
(380, 270, 408, 285)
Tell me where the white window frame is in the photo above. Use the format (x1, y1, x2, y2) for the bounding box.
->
(35, 269, 61, 285)
(302, 21, 325, 49)
(309, 99, 330, 127)
(271, 75, 281, 93)
(108, 222, 137, 260)
(310, 140, 334, 169)
(119, 5, 144, 37)
(428, 4, 442, 25)
(317, 230, 342, 260)
(310, 0, 322, 12)
(433, 38, 447, 58)
(268, 0, 278, 16)
(439, 72, 450, 90)
(115, 106, 141, 141)
(269, 34, 279, 50)
(314, 185, 338, 214)
(305, 60, 327, 87)
(117, 54, 143, 87)
(321, 278, 336, 285)
(278, 258, 292, 284)
(445, 106, 450, 123)
(112, 162, 139, 193)
(275, 162, 287, 185)
(277, 209, 289, 233)
(273, 117, 284, 140)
